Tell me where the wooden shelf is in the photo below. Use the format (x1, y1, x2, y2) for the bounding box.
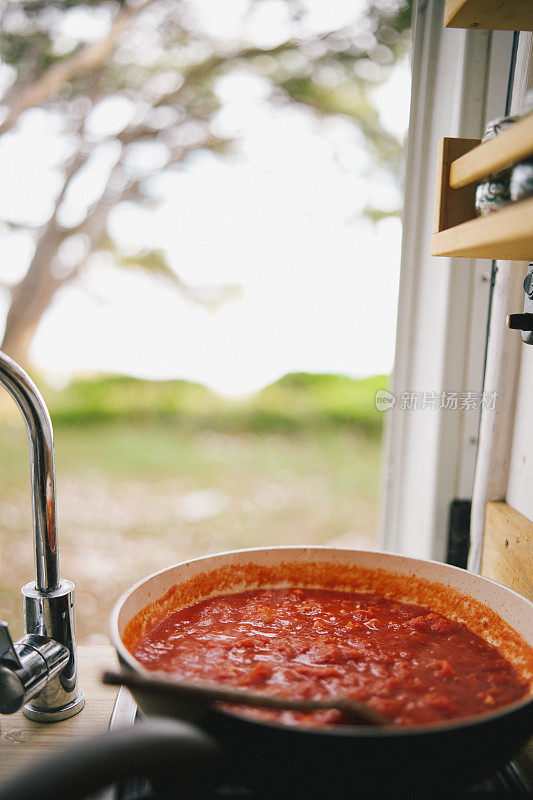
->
(433, 137, 480, 236)
(432, 196, 533, 260)
(432, 124, 533, 260)
(445, 0, 533, 31)
(450, 112, 533, 189)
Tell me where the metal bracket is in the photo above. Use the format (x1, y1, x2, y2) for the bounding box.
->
(507, 263, 533, 344)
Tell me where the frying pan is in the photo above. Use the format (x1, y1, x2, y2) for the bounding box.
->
(109, 546, 533, 799)
(2, 546, 531, 800)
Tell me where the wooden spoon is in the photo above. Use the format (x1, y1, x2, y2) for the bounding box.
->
(103, 669, 389, 727)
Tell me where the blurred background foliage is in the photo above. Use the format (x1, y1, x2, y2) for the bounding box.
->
(45, 371, 385, 433)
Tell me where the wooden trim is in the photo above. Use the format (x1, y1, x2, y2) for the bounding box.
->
(450, 113, 533, 189)
(431, 196, 533, 260)
(445, 0, 533, 31)
(433, 137, 480, 233)
(481, 501, 533, 600)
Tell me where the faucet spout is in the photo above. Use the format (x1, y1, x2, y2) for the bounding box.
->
(0, 351, 83, 721)
(0, 352, 59, 592)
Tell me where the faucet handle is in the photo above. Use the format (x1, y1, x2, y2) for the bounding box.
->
(0, 620, 25, 714)
(0, 621, 21, 669)
(0, 620, 73, 716)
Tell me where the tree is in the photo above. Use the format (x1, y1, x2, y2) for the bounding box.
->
(0, 0, 411, 367)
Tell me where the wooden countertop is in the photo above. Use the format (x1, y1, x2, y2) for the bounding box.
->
(0, 645, 119, 785)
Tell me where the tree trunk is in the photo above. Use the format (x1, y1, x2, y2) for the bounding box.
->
(1, 223, 64, 368)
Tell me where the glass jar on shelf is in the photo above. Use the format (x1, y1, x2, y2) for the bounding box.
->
(510, 90, 533, 203)
(474, 115, 518, 216)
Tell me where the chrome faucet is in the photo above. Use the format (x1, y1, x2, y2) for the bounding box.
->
(0, 352, 84, 721)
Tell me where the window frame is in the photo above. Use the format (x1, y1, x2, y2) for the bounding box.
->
(380, 1, 515, 561)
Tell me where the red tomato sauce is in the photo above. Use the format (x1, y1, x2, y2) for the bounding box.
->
(132, 588, 529, 727)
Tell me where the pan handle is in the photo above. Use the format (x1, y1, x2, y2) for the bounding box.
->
(0, 718, 223, 800)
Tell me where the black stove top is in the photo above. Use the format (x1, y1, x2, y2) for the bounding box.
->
(109, 761, 532, 800)
(103, 690, 533, 800)
(105, 742, 533, 800)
